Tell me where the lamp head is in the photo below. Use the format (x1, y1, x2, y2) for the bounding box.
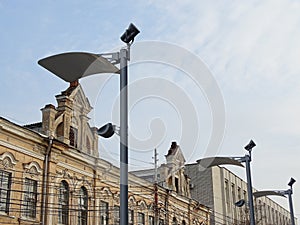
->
(120, 23, 140, 44)
(235, 199, 246, 207)
(288, 177, 296, 187)
(244, 140, 256, 152)
(97, 123, 115, 138)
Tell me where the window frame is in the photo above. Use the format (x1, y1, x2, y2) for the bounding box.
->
(0, 170, 12, 214)
(78, 186, 88, 225)
(137, 212, 145, 225)
(58, 180, 69, 225)
(100, 201, 109, 225)
(22, 178, 38, 219)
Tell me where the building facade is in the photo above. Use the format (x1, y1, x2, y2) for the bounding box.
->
(0, 82, 210, 225)
(132, 142, 191, 198)
(185, 163, 295, 225)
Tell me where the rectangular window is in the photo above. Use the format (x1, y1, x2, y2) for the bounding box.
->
(224, 180, 229, 203)
(0, 170, 12, 213)
(128, 209, 134, 225)
(149, 216, 154, 225)
(22, 178, 38, 218)
(175, 177, 179, 192)
(114, 205, 120, 225)
(78, 187, 88, 225)
(100, 201, 109, 225)
(58, 181, 69, 225)
(69, 126, 78, 148)
(138, 212, 145, 225)
(159, 219, 164, 225)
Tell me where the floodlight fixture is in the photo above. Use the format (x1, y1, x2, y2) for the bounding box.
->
(288, 177, 296, 187)
(97, 123, 116, 138)
(235, 199, 246, 207)
(120, 23, 140, 44)
(244, 140, 256, 152)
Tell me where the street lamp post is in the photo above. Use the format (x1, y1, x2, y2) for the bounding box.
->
(38, 23, 140, 225)
(197, 140, 257, 225)
(253, 177, 296, 225)
(244, 143, 256, 225)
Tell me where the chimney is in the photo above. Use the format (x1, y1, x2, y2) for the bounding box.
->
(41, 104, 57, 136)
(171, 141, 177, 149)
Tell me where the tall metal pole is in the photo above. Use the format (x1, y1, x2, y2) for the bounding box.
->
(154, 148, 158, 183)
(287, 189, 295, 225)
(245, 154, 256, 225)
(154, 148, 159, 225)
(120, 47, 129, 225)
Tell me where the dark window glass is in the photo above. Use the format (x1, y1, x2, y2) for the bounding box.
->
(114, 205, 120, 225)
(22, 178, 38, 218)
(149, 216, 154, 225)
(59, 181, 69, 225)
(78, 186, 88, 225)
(100, 201, 109, 225)
(0, 170, 12, 213)
(138, 212, 145, 225)
(69, 126, 78, 148)
(128, 209, 134, 225)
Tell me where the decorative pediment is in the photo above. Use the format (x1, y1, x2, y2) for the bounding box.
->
(173, 147, 186, 165)
(69, 84, 93, 116)
(128, 195, 137, 209)
(23, 161, 42, 175)
(0, 152, 18, 169)
(138, 200, 147, 210)
(165, 142, 186, 166)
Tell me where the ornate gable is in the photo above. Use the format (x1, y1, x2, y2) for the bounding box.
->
(162, 141, 190, 197)
(41, 81, 99, 157)
(165, 141, 186, 167)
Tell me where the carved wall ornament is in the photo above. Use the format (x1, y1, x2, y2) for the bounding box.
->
(0, 152, 18, 169)
(23, 161, 42, 177)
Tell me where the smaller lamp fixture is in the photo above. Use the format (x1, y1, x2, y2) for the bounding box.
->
(235, 199, 246, 207)
(244, 140, 256, 152)
(120, 23, 140, 44)
(97, 123, 115, 138)
(288, 177, 296, 187)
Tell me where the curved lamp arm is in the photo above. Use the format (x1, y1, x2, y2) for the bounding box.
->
(197, 156, 244, 169)
(253, 190, 287, 198)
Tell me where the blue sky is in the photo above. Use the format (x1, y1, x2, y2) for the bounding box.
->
(1, 0, 300, 217)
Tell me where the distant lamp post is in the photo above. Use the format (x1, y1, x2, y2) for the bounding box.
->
(253, 177, 296, 225)
(38, 23, 140, 225)
(197, 140, 257, 225)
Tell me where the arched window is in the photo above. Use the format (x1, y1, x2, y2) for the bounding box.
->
(56, 122, 64, 138)
(172, 217, 178, 225)
(69, 126, 78, 148)
(86, 137, 91, 154)
(58, 181, 69, 225)
(78, 186, 88, 225)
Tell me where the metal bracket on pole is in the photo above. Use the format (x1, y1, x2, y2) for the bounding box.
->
(98, 52, 120, 65)
(231, 154, 251, 164)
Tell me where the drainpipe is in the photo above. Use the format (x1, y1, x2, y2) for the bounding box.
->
(41, 137, 53, 225)
(93, 160, 98, 225)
